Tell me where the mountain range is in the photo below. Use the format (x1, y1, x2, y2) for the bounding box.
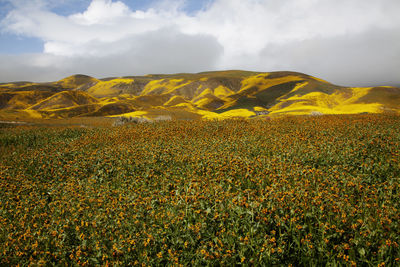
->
(1, 70, 399, 121)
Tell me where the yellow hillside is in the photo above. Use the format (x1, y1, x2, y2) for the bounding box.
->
(214, 85, 235, 99)
(0, 82, 38, 91)
(164, 95, 190, 106)
(56, 74, 99, 89)
(142, 79, 190, 95)
(28, 91, 99, 111)
(1, 70, 399, 120)
(268, 87, 390, 115)
(87, 78, 135, 98)
(200, 109, 256, 120)
(0, 91, 54, 110)
(238, 74, 304, 96)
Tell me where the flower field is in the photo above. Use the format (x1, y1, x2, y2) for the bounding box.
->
(0, 115, 399, 266)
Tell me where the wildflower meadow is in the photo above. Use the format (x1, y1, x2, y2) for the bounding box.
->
(0, 115, 399, 265)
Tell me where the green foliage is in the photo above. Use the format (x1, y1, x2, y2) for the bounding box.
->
(0, 115, 399, 265)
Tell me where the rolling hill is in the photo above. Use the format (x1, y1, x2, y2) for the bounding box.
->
(1, 70, 399, 121)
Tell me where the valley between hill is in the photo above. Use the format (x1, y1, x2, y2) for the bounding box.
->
(1, 70, 399, 121)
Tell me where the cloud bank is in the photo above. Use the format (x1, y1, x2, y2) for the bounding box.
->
(1, 0, 400, 86)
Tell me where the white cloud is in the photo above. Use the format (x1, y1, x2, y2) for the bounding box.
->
(257, 26, 400, 86)
(70, 0, 130, 25)
(1, 0, 400, 85)
(0, 27, 223, 82)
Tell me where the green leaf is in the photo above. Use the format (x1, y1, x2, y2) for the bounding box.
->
(358, 248, 365, 256)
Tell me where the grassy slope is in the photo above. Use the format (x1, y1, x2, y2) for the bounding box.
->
(0, 71, 399, 120)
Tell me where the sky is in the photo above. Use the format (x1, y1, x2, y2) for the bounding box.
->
(0, 0, 399, 86)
